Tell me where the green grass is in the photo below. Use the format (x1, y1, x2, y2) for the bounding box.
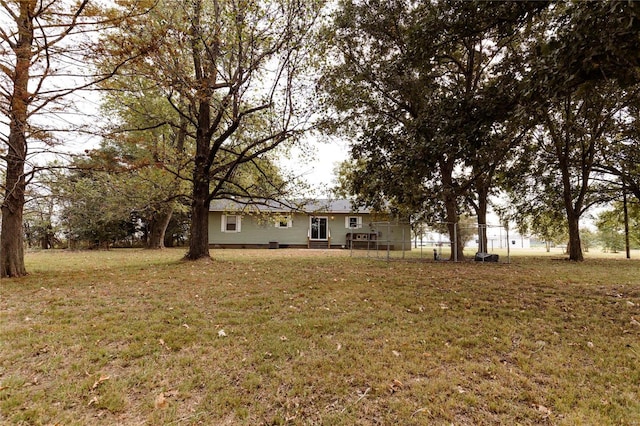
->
(1, 248, 640, 425)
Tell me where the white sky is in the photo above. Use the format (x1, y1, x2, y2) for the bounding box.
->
(281, 137, 350, 197)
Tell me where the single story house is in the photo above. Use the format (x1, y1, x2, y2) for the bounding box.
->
(208, 199, 411, 250)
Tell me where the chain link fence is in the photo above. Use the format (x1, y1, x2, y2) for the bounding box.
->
(348, 222, 511, 263)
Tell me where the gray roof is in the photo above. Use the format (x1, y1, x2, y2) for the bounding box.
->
(209, 198, 371, 214)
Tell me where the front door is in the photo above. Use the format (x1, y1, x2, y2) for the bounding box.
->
(310, 217, 328, 240)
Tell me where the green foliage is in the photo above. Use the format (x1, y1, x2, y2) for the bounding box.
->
(54, 169, 140, 248)
(598, 102, 640, 204)
(596, 202, 640, 252)
(531, 1, 640, 94)
(325, 0, 640, 263)
(496, 1, 640, 260)
(23, 187, 58, 249)
(579, 228, 597, 253)
(322, 1, 546, 257)
(93, 0, 324, 258)
(94, 44, 194, 248)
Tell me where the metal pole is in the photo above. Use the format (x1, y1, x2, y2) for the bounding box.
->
(386, 222, 391, 262)
(402, 226, 405, 259)
(350, 232, 353, 257)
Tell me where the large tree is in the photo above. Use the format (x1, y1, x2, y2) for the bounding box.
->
(0, 1, 146, 277)
(504, 81, 640, 261)
(322, 0, 543, 260)
(498, 0, 640, 261)
(96, 75, 191, 250)
(97, 0, 322, 260)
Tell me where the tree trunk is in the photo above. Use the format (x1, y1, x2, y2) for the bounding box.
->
(443, 191, 465, 261)
(559, 153, 584, 261)
(40, 225, 53, 250)
(1, 2, 33, 277)
(1, 129, 28, 277)
(560, 180, 584, 261)
(164, 232, 175, 247)
(566, 211, 583, 261)
(147, 207, 173, 249)
(186, 181, 210, 260)
(185, 126, 212, 260)
(1, 186, 27, 277)
(441, 157, 465, 261)
(475, 181, 490, 253)
(184, 5, 213, 261)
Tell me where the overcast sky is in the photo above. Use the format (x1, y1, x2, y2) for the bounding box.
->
(281, 136, 350, 197)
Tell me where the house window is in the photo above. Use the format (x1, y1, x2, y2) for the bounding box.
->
(275, 215, 292, 228)
(346, 216, 363, 229)
(221, 215, 241, 232)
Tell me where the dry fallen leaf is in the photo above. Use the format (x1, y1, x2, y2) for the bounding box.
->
(91, 375, 110, 390)
(164, 389, 179, 398)
(536, 404, 552, 416)
(389, 379, 404, 393)
(154, 392, 168, 409)
(392, 350, 401, 357)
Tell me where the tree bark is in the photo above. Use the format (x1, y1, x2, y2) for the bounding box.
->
(441, 158, 465, 261)
(186, 176, 210, 260)
(147, 207, 173, 249)
(1, 169, 27, 277)
(475, 177, 490, 253)
(565, 210, 583, 261)
(1, 2, 34, 277)
(185, 119, 212, 260)
(559, 158, 584, 261)
(1, 121, 28, 277)
(40, 224, 53, 250)
(443, 194, 465, 261)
